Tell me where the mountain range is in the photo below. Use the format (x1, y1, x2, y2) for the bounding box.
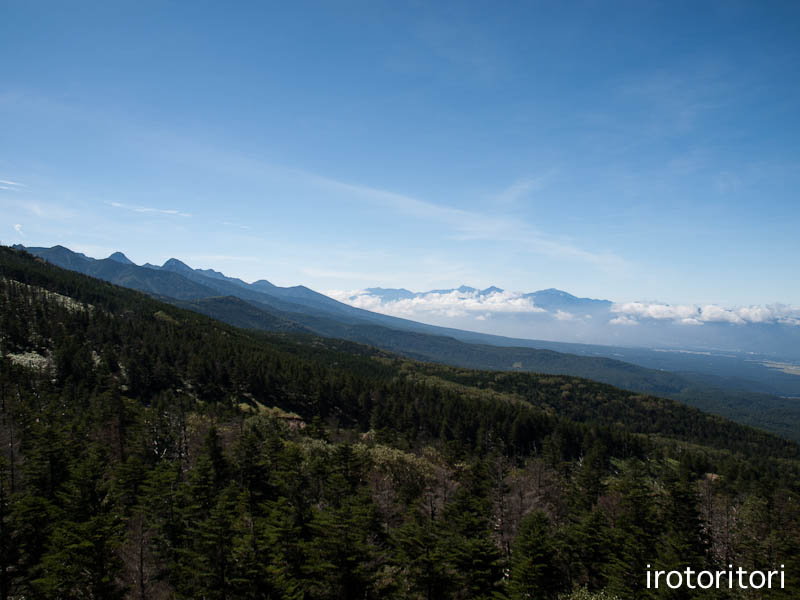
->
(334, 285, 800, 362)
(13, 244, 800, 441)
(364, 286, 612, 312)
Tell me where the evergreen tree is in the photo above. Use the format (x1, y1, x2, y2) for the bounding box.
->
(508, 511, 564, 600)
(35, 446, 125, 599)
(654, 466, 710, 600)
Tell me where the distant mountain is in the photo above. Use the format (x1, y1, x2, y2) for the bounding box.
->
(363, 287, 417, 302)
(14, 244, 95, 270)
(522, 288, 612, 312)
(427, 285, 485, 295)
(251, 279, 277, 291)
(11, 245, 628, 354)
(14, 245, 219, 299)
(18, 245, 506, 338)
(360, 285, 612, 322)
(338, 284, 800, 362)
(162, 257, 194, 273)
(363, 284, 611, 313)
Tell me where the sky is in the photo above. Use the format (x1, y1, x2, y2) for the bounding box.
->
(2, 1, 799, 306)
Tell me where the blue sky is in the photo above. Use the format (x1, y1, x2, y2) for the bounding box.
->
(2, 1, 799, 305)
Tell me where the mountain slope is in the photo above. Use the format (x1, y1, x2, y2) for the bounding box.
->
(174, 294, 800, 442)
(16, 244, 800, 441)
(2, 243, 797, 458)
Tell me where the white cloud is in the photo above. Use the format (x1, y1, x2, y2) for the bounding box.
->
(0, 179, 26, 187)
(698, 304, 743, 324)
(328, 288, 548, 320)
(610, 301, 800, 327)
(611, 302, 700, 321)
(109, 201, 191, 217)
(13, 223, 25, 237)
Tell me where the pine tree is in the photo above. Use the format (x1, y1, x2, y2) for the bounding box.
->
(508, 511, 564, 600)
(393, 514, 454, 600)
(34, 446, 125, 599)
(0, 458, 17, 600)
(654, 466, 710, 600)
(604, 459, 658, 600)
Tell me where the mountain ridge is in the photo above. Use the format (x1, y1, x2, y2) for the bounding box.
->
(12, 243, 800, 441)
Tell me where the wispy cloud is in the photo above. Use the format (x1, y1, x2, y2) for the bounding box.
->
(18, 98, 619, 272)
(310, 174, 625, 270)
(0, 179, 27, 192)
(618, 65, 730, 138)
(412, 18, 506, 84)
(0, 195, 75, 220)
(184, 254, 261, 263)
(303, 268, 387, 281)
(493, 175, 551, 204)
(222, 221, 251, 230)
(25, 201, 75, 220)
(13, 223, 25, 237)
(109, 201, 191, 217)
(2, 94, 621, 271)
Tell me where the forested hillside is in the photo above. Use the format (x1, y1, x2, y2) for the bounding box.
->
(20, 244, 800, 443)
(1, 245, 798, 599)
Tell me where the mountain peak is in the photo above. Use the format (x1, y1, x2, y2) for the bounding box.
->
(481, 286, 504, 295)
(162, 258, 192, 272)
(107, 251, 133, 265)
(538, 288, 575, 297)
(523, 288, 612, 310)
(251, 279, 275, 290)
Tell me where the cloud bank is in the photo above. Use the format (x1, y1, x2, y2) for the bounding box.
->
(610, 302, 800, 326)
(327, 288, 547, 320)
(327, 288, 800, 328)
